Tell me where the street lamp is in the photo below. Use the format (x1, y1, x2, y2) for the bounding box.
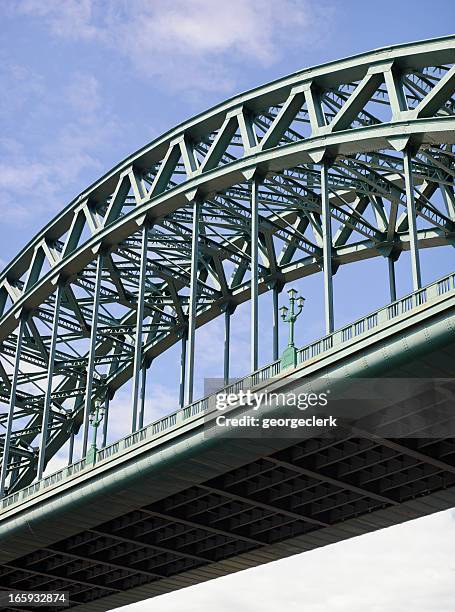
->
(86, 397, 105, 464)
(280, 288, 305, 369)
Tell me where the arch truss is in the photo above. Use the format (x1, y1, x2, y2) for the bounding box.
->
(0, 36, 454, 496)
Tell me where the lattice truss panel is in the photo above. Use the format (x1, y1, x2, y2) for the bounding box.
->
(0, 39, 454, 494)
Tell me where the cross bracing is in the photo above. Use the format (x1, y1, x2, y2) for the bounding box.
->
(0, 36, 454, 497)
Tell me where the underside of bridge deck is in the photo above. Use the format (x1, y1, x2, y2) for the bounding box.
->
(2, 433, 455, 611)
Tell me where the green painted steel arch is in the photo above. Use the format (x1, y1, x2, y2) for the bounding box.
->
(0, 36, 454, 493)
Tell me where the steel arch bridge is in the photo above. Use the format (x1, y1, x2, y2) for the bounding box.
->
(0, 36, 454, 592)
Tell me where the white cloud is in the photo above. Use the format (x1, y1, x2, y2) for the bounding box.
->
(11, 0, 324, 93)
(0, 64, 122, 226)
(140, 1, 284, 60)
(114, 509, 455, 612)
(113, 0, 311, 91)
(0, 129, 103, 224)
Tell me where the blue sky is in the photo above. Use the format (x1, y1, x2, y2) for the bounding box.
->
(1, 1, 455, 611)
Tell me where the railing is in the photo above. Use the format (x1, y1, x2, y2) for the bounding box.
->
(1, 271, 454, 513)
(97, 442, 120, 461)
(297, 274, 453, 365)
(22, 481, 41, 500)
(183, 399, 208, 420)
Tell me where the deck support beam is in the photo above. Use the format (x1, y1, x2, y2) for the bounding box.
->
(131, 223, 149, 432)
(138, 360, 149, 430)
(272, 283, 281, 361)
(403, 147, 422, 291)
(82, 252, 103, 457)
(37, 283, 64, 480)
(185, 198, 201, 405)
(224, 309, 231, 386)
(251, 176, 259, 372)
(101, 393, 110, 449)
(388, 256, 397, 302)
(321, 160, 334, 333)
(0, 314, 27, 498)
(179, 332, 187, 408)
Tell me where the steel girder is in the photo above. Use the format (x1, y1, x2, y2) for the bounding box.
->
(0, 36, 454, 495)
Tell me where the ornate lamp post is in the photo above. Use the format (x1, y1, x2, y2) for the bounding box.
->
(86, 398, 104, 464)
(280, 288, 305, 369)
